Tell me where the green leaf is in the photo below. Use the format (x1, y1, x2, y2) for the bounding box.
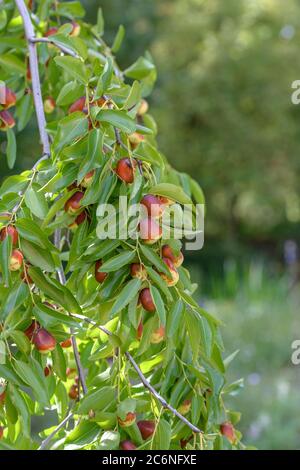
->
(16, 93, 33, 131)
(78, 128, 104, 181)
(0, 340, 5, 364)
(96, 8, 104, 36)
(6, 128, 16, 169)
(8, 384, 30, 437)
(98, 250, 135, 272)
(0, 280, 28, 321)
(0, 8, 7, 30)
(16, 218, 54, 251)
(0, 364, 25, 387)
(150, 285, 166, 325)
(56, 81, 84, 106)
(148, 183, 192, 205)
(110, 278, 142, 315)
(21, 239, 56, 272)
(96, 109, 136, 133)
(78, 386, 115, 414)
(9, 331, 31, 355)
(123, 80, 141, 110)
(54, 56, 90, 85)
(125, 56, 156, 80)
(13, 360, 49, 406)
(54, 113, 88, 152)
(167, 299, 184, 338)
(140, 244, 171, 278)
(24, 184, 48, 219)
(51, 344, 67, 381)
(65, 422, 100, 449)
(185, 309, 213, 359)
(117, 398, 136, 420)
(152, 419, 171, 449)
(111, 25, 125, 53)
(0, 234, 12, 286)
(98, 431, 120, 450)
(146, 266, 172, 302)
(33, 302, 80, 328)
(56, 1, 85, 18)
(0, 53, 25, 74)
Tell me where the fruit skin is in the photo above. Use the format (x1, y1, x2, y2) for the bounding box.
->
(130, 263, 147, 281)
(81, 170, 95, 188)
(68, 211, 87, 230)
(159, 196, 174, 207)
(140, 195, 163, 218)
(60, 338, 72, 348)
(1, 87, 16, 109)
(44, 97, 55, 114)
(45, 27, 58, 37)
(139, 218, 162, 244)
(160, 257, 179, 286)
(64, 191, 84, 215)
(137, 321, 143, 340)
(220, 421, 236, 444)
(68, 96, 87, 114)
(137, 99, 149, 116)
(178, 399, 192, 416)
(150, 325, 165, 344)
(9, 249, 24, 271)
(116, 158, 136, 184)
(70, 22, 81, 37)
(117, 412, 136, 428)
(95, 260, 108, 284)
(33, 328, 56, 354)
(24, 320, 40, 341)
(0, 426, 4, 439)
(129, 132, 145, 149)
(44, 365, 52, 377)
(69, 384, 79, 400)
(137, 420, 155, 440)
(139, 288, 156, 313)
(162, 244, 184, 268)
(0, 110, 15, 130)
(0, 390, 6, 405)
(0, 225, 18, 245)
(120, 440, 137, 450)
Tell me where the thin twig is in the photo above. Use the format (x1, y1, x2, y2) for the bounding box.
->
(54, 229, 88, 395)
(73, 314, 202, 434)
(15, 0, 51, 157)
(31, 37, 80, 58)
(39, 412, 74, 450)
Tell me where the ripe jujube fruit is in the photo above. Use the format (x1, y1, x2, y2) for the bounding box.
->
(60, 338, 72, 348)
(120, 440, 137, 450)
(117, 412, 136, 428)
(116, 158, 136, 184)
(139, 218, 162, 244)
(161, 244, 184, 268)
(95, 260, 108, 283)
(137, 321, 143, 340)
(44, 97, 55, 114)
(70, 22, 81, 37)
(130, 263, 147, 281)
(160, 257, 179, 286)
(9, 249, 23, 271)
(24, 320, 40, 341)
(33, 328, 56, 354)
(0, 225, 18, 245)
(139, 288, 156, 313)
(150, 325, 165, 344)
(64, 191, 84, 214)
(68, 96, 87, 114)
(1, 87, 16, 109)
(140, 194, 163, 218)
(0, 110, 15, 130)
(44, 365, 52, 377)
(220, 421, 236, 444)
(129, 132, 145, 149)
(137, 420, 155, 440)
(68, 384, 79, 400)
(81, 170, 95, 188)
(159, 196, 174, 208)
(45, 27, 58, 37)
(137, 99, 149, 116)
(68, 211, 87, 230)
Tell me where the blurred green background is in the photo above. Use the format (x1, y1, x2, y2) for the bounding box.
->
(1, 0, 300, 449)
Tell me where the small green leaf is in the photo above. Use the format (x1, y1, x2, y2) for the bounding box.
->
(96, 109, 136, 133)
(150, 285, 166, 325)
(9, 331, 31, 355)
(0, 340, 6, 364)
(56, 81, 84, 106)
(0, 235, 12, 286)
(148, 183, 192, 205)
(54, 56, 90, 84)
(6, 128, 16, 169)
(125, 56, 156, 80)
(21, 239, 56, 272)
(51, 344, 67, 381)
(78, 386, 115, 414)
(98, 250, 135, 272)
(24, 184, 48, 219)
(110, 278, 142, 315)
(140, 244, 171, 278)
(111, 25, 125, 53)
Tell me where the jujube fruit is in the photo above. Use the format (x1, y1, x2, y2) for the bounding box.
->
(95, 260, 108, 283)
(33, 328, 56, 354)
(160, 257, 179, 286)
(64, 191, 84, 214)
(140, 194, 163, 218)
(116, 158, 136, 184)
(130, 263, 147, 280)
(0, 110, 15, 130)
(1, 87, 16, 109)
(9, 249, 23, 271)
(139, 217, 162, 244)
(60, 338, 72, 348)
(44, 97, 55, 114)
(117, 412, 136, 428)
(139, 288, 156, 312)
(0, 225, 18, 245)
(220, 421, 236, 444)
(150, 325, 165, 344)
(137, 420, 155, 440)
(161, 244, 184, 268)
(120, 440, 137, 450)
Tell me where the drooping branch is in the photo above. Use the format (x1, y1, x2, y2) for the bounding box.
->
(15, 0, 51, 157)
(74, 314, 203, 434)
